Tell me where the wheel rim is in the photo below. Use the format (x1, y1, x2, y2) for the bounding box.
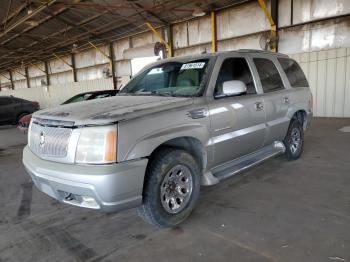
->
(160, 164, 193, 214)
(289, 127, 301, 154)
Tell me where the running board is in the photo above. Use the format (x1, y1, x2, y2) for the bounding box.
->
(212, 141, 286, 181)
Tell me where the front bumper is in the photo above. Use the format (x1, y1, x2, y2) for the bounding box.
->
(23, 146, 148, 212)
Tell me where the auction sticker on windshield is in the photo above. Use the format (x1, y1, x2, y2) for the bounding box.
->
(181, 62, 206, 70)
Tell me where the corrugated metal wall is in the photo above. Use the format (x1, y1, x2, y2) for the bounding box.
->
(1, 0, 350, 117)
(0, 78, 113, 109)
(172, 1, 271, 55)
(291, 48, 350, 117)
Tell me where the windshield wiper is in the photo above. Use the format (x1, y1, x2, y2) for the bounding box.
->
(120, 91, 178, 97)
(151, 90, 175, 97)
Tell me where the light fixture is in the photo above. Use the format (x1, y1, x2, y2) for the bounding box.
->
(25, 20, 39, 26)
(27, 2, 33, 15)
(72, 43, 78, 53)
(192, 6, 206, 17)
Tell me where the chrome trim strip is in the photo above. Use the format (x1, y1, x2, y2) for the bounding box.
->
(208, 123, 266, 145)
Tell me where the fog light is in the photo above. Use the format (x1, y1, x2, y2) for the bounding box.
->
(81, 196, 100, 209)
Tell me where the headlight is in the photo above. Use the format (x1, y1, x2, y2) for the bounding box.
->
(28, 117, 34, 146)
(75, 126, 117, 164)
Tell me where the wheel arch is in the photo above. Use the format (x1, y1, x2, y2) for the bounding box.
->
(146, 136, 207, 172)
(291, 109, 307, 130)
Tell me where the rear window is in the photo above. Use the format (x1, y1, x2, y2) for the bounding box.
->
(278, 58, 309, 88)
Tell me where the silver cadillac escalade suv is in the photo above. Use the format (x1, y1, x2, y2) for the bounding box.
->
(23, 50, 312, 227)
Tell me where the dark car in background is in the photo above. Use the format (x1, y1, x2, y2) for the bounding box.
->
(18, 89, 119, 131)
(0, 96, 39, 126)
(61, 89, 119, 105)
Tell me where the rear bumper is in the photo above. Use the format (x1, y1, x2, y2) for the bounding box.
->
(23, 146, 148, 213)
(17, 125, 28, 133)
(305, 111, 313, 130)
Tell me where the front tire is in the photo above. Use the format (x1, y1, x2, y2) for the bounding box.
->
(283, 119, 304, 160)
(138, 148, 200, 227)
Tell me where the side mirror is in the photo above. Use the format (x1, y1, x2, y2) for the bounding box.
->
(222, 80, 247, 97)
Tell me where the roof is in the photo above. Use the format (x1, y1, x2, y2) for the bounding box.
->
(148, 49, 288, 64)
(237, 49, 289, 57)
(0, 0, 249, 72)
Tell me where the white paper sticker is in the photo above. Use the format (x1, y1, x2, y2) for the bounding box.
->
(180, 62, 206, 70)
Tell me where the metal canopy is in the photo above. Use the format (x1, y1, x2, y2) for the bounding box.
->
(0, 0, 246, 72)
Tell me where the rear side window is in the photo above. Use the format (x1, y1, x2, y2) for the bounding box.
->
(253, 58, 284, 93)
(278, 58, 309, 87)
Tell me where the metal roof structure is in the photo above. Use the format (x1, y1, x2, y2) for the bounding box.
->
(0, 0, 248, 72)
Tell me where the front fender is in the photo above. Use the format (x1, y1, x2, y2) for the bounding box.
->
(121, 123, 211, 161)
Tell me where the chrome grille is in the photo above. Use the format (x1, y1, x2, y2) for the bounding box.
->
(29, 122, 72, 158)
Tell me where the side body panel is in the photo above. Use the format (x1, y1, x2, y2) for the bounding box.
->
(21, 101, 36, 115)
(0, 97, 15, 124)
(205, 53, 266, 167)
(248, 54, 292, 145)
(274, 57, 313, 128)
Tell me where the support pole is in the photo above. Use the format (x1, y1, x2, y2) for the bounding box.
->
(44, 61, 50, 86)
(9, 71, 14, 90)
(71, 53, 78, 82)
(109, 42, 117, 90)
(271, 0, 278, 51)
(211, 11, 217, 53)
(25, 67, 30, 88)
(257, 0, 278, 52)
(167, 25, 174, 57)
(146, 22, 172, 58)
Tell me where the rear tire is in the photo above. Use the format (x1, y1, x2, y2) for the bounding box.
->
(138, 148, 200, 227)
(283, 119, 304, 160)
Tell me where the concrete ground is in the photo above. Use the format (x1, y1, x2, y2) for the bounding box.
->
(0, 118, 349, 262)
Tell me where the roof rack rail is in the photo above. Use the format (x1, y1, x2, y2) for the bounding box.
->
(237, 49, 288, 56)
(237, 49, 273, 53)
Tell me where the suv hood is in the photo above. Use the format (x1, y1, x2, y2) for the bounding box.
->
(34, 95, 193, 126)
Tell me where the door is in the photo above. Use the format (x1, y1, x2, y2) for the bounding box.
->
(208, 57, 266, 167)
(252, 57, 290, 144)
(0, 97, 14, 124)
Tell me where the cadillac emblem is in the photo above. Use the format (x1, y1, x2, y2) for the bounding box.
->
(39, 131, 46, 148)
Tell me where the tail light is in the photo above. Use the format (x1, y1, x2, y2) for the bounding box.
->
(33, 102, 40, 110)
(309, 93, 313, 113)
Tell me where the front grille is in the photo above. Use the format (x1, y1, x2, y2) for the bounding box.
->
(29, 122, 72, 158)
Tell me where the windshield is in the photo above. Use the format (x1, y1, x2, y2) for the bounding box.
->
(119, 59, 210, 97)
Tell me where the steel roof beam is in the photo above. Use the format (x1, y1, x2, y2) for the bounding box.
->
(0, 0, 58, 39)
(0, 19, 140, 70)
(0, 10, 108, 63)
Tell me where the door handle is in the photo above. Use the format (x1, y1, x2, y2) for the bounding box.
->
(283, 97, 290, 104)
(254, 102, 264, 111)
